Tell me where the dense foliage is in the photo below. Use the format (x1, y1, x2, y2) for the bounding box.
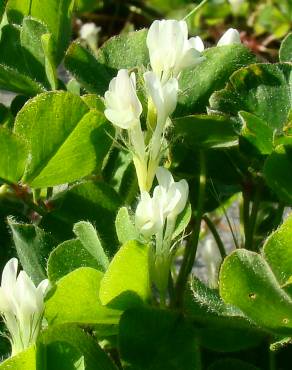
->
(0, 0, 291, 369)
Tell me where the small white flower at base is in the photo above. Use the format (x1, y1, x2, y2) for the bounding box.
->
(104, 69, 142, 130)
(217, 28, 241, 46)
(79, 22, 100, 51)
(135, 191, 164, 238)
(135, 167, 189, 239)
(0, 258, 49, 356)
(155, 167, 189, 219)
(146, 19, 205, 82)
(135, 167, 189, 303)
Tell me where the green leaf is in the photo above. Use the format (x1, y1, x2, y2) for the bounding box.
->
(82, 94, 105, 111)
(6, 0, 75, 64)
(8, 218, 56, 284)
(0, 24, 46, 95)
(172, 202, 192, 240)
(14, 91, 113, 188)
(99, 241, 151, 310)
(41, 33, 58, 90)
(185, 279, 264, 352)
(41, 325, 117, 370)
(65, 30, 148, 95)
(115, 207, 139, 245)
(219, 249, 292, 334)
(73, 221, 109, 272)
(64, 42, 112, 95)
(20, 17, 50, 87)
(0, 127, 27, 183)
(41, 181, 121, 254)
(210, 63, 292, 131)
(0, 345, 37, 370)
(280, 33, 292, 62)
(47, 239, 101, 283)
(119, 307, 200, 370)
(264, 144, 292, 204)
(45, 267, 121, 326)
(174, 114, 238, 149)
(263, 214, 292, 285)
(176, 44, 256, 116)
(239, 111, 274, 155)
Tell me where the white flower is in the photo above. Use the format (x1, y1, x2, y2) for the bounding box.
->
(135, 191, 164, 238)
(0, 258, 49, 356)
(104, 69, 142, 129)
(146, 19, 204, 81)
(155, 167, 189, 218)
(135, 168, 189, 238)
(79, 22, 100, 49)
(228, 0, 244, 13)
(144, 72, 178, 123)
(217, 28, 241, 46)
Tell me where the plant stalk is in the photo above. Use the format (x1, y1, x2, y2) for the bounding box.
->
(245, 184, 261, 251)
(173, 150, 206, 308)
(183, 0, 209, 21)
(203, 215, 227, 259)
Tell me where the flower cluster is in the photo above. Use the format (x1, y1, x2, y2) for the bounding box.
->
(0, 258, 49, 356)
(104, 20, 241, 192)
(104, 19, 205, 192)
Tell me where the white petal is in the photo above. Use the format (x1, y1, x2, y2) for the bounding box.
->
(162, 78, 178, 117)
(217, 28, 241, 46)
(188, 36, 205, 52)
(37, 279, 50, 296)
(144, 71, 164, 118)
(0, 287, 11, 313)
(156, 167, 174, 191)
(177, 48, 205, 73)
(2, 258, 18, 293)
(170, 179, 189, 216)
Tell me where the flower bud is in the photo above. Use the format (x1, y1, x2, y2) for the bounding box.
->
(104, 69, 142, 129)
(217, 28, 241, 46)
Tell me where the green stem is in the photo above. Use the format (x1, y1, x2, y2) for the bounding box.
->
(29, 0, 33, 15)
(183, 0, 209, 20)
(46, 187, 53, 200)
(203, 215, 226, 259)
(173, 151, 206, 308)
(242, 190, 250, 246)
(245, 185, 261, 251)
(269, 349, 276, 370)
